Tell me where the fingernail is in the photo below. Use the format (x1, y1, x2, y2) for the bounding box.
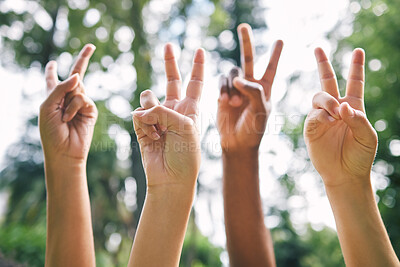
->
(328, 116, 335, 122)
(160, 125, 167, 132)
(348, 106, 355, 117)
(62, 114, 68, 122)
(333, 107, 340, 118)
(152, 132, 160, 140)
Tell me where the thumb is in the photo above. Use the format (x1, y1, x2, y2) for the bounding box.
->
(339, 102, 377, 149)
(232, 77, 266, 110)
(132, 105, 194, 133)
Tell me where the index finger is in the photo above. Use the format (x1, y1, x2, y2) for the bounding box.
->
(238, 23, 254, 79)
(314, 48, 340, 99)
(69, 44, 96, 79)
(186, 48, 205, 101)
(45, 61, 58, 91)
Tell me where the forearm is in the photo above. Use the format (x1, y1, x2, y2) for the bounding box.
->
(222, 149, 275, 267)
(325, 179, 399, 267)
(45, 159, 95, 267)
(128, 184, 195, 267)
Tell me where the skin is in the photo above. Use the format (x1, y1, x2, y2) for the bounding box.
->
(304, 47, 400, 267)
(128, 43, 204, 267)
(39, 44, 97, 267)
(218, 23, 283, 267)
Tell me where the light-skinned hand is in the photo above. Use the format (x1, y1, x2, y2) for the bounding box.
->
(132, 43, 204, 188)
(304, 47, 378, 187)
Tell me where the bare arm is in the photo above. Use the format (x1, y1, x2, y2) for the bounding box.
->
(40, 45, 97, 267)
(45, 161, 95, 267)
(304, 47, 399, 267)
(326, 181, 399, 267)
(223, 150, 275, 267)
(128, 45, 204, 267)
(217, 23, 283, 267)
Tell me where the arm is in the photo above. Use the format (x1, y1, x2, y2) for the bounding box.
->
(222, 150, 275, 266)
(39, 45, 97, 267)
(128, 44, 204, 267)
(304, 47, 399, 267)
(326, 181, 398, 267)
(217, 23, 283, 267)
(45, 160, 95, 267)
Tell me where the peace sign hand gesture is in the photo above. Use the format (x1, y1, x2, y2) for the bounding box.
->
(217, 23, 283, 153)
(132, 44, 204, 188)
(304, 48, 378, 187)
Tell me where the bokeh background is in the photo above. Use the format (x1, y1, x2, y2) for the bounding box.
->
(0, 0, 399, 266)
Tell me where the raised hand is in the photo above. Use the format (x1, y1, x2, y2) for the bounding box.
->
(217, 23, 283, 152)
(40, 44, 96, 267)
(132, 43, 204, 188)
(304, 48, 377, 187)
(304, 48, 400, 267)
(128, 44, 204, 267)
(220, 23, 282, 267)
(39, 44, 97, 161)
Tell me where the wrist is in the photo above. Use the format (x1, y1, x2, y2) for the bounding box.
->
(222, 147, 259, 160)
(44, 157, 87, 195)
(147, 183, 195, 201)
(324, 177, 374, 204)
(146, 184, 195, 214)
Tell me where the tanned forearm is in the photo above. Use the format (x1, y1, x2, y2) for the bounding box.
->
(45, 158, 95, 267)
(326, 179, 400, 267)
(128, 184, 196, 267)
(223, 149, 275, 267)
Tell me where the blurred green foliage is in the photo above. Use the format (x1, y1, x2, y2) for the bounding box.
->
(1, 0, 399, 266)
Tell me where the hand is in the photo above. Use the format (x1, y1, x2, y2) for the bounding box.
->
(304, 48, 378, 187)
(39, 44, 97, 162)
(217, 23, 283, 152)
(132, 44, 204, 188)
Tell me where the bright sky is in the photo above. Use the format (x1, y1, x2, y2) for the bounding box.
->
(1, 0, 384, 262)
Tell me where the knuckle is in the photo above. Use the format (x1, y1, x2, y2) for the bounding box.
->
(326, 98, 337, 109)
(74, 93, 86, 102)
(39, 102, 47, 113)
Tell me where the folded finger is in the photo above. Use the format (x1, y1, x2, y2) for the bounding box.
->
(312, 91, 341, 119)
(62, 93, 96, 122)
